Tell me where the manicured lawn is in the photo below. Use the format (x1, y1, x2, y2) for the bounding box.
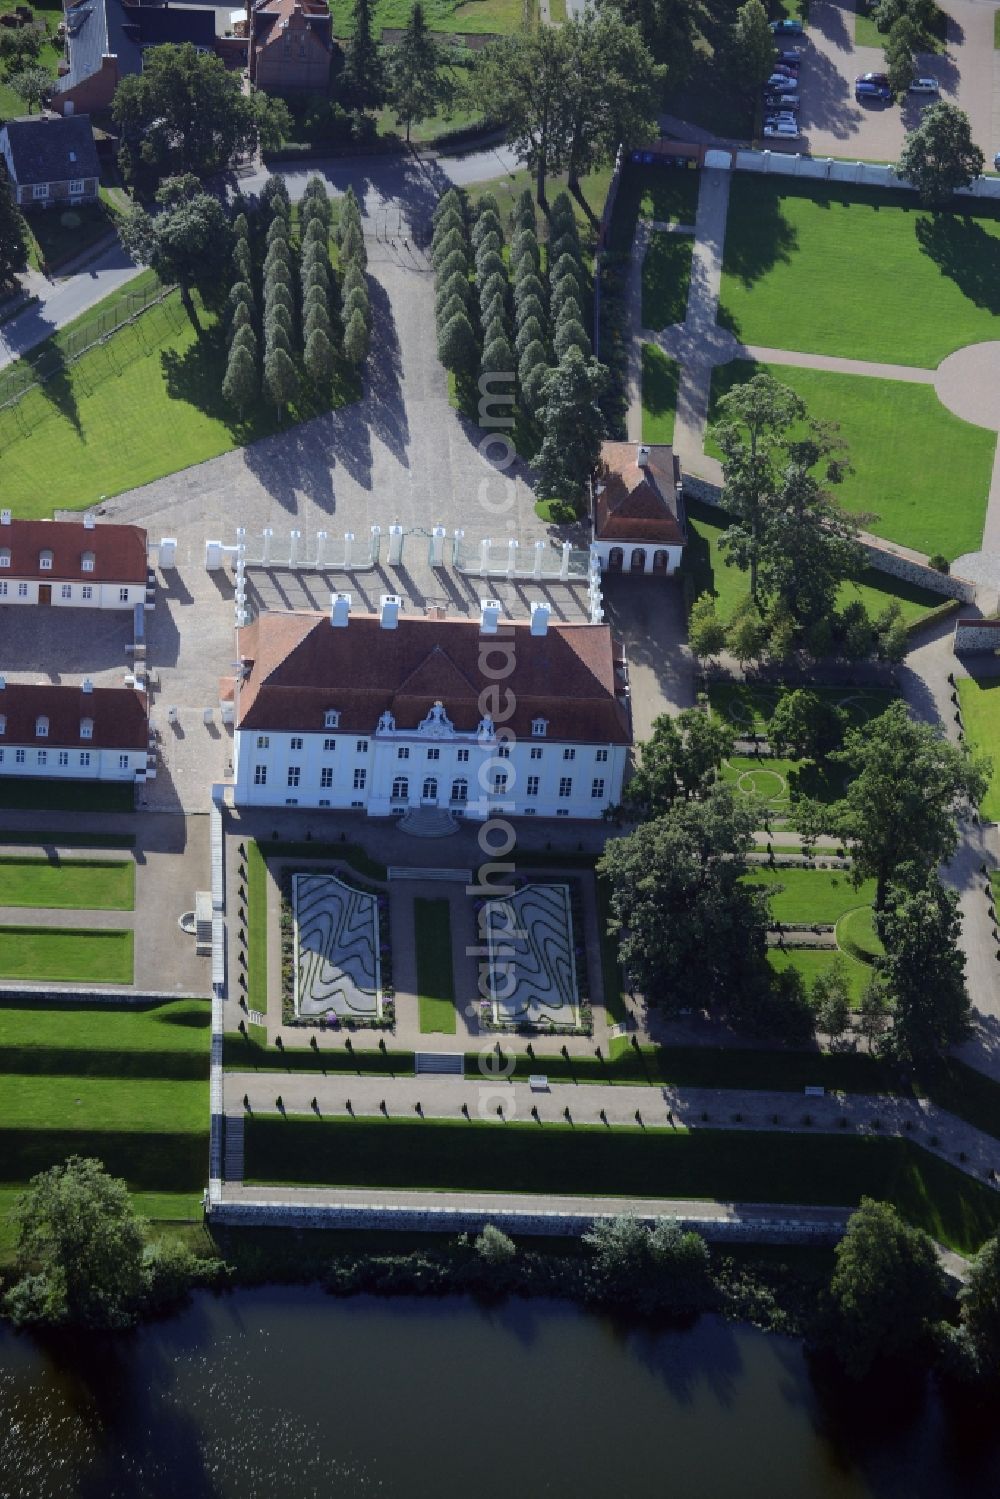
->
(0, 856, 133, 910)
(641, 231, 693, 330)
(707, 361, 996, 560)
(957, 676, 1000, 821)
(767, 947, 871, 1004)
(247, 840, 268, 1014)
(855, 3, 946, 49)
(719, 175, 1000, 366)
(0, 283, 358, 519)
(0, 999, 210, 1079)
(0, 829, 134, 849)
(836, 903, 883, 962)
(641, 343, 679, 443)
(683, 498, 944, 625)
(24, 200, 119, 275)
(0, 777, 134, 811)
(330, 0, 527, 34)
(415, 897, 458, 1034)
(607, 162, 701, 255)
(0, 926, 133, 984)
(744, 866, 876, 924)
(244, 1116, 1000, 1252)
(0, 1074, 206, 1133)
(708, 681, 896, 735)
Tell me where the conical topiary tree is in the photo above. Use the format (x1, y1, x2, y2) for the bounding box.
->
(304, 325, 335, 383)
(264, 344, 298, 412)
(554, 318, 590, 360)
(432, 227, 467, 269)
(343, 307, 369, 365)
(515, 316, 544, 360)
(437, 309, 477, 377)
(223, 342, 259, 419)
(231, 322, 258, 363)
(515, 293, 545, 331)
(475, 249, 505, 286)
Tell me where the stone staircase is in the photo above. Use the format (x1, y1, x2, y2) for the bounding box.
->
(223, 1114, 244, 1182)
(415, 1051, 465, 1075)
(398, 808, 459, 838)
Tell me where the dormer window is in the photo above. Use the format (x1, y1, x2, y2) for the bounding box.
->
(35, 716, 48, 738)
(80, 718, 93, 740)
(324, 709, 340, 728)
(81, 552, 95, 573)
(0, 550, 9, 569)
(531, 718, 548, 737)
(39, 550, 53, 572)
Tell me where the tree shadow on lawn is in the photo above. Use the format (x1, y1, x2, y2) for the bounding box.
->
(914, 213, 1000, 317)
(20, 333, 82, 437)
(719, 181, 799, 309)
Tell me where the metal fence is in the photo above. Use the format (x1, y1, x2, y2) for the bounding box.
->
(0, 277, 175, 414)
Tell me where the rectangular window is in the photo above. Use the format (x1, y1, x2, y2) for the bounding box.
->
(323, 738, 336, 752)
(397, 746, 410, 760)
(592, 778, 606, 799)
(427, 748, 440, 761)
(58, 751, 68, 767)
(80, 722, 93, 739)
(119, 587, 129, 602)
(33, 183, 48, 200)
(68, 179, 84, 195)
(595, 749, 609, 763)
(563, 748, 576, 761)
(79, 752, 91, 767)
(285, 798, 298, 806)
(254, 765, 267, 786)
(119, 754, 130, 770)
(290, 737, 304, 751)
(526, 775, 539, 797)
(15, 749, 25, 764)
(492, 772, 508, 793)
(60, 585, 72, 600)
(37, 750, 46, 767)
(81, 586, 93, 601)
(530, 747, 542, 761)
(356, 739, 369, 754)
(256, 735, 270, 750)
(0, 583, 6, 597)
(353, 768, 367, 790)
(287, 766, 300, 788)
(457, 748, 469, 763)
(82, 556, 95, 572)
(324, 710, 339, 728)
(0, 750, 4, 763)
(497, 745, 510, 760)
(559, 777, 573, 797)
(320, 767, 333, 789)
(17, 583, 27, 597)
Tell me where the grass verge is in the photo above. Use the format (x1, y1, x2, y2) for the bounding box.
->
(0, 855, 133, 910)
(641, 343, 679, 444)
(641, 232, 693, 330)
(244, 1116, 1000, 1252)
(415, 897, 457, 1034)
(957, 676, 1000, 820)
(0, 926, 133, 984)
(247, 840, 268, 1013)
(0, 778, 134, 812)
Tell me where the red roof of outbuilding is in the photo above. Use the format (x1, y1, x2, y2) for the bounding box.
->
(0, 683, 148, 749)
(594, 441, 686, 546)
(0, 518, 147, 583)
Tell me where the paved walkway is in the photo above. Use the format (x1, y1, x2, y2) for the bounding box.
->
(227, 1072, 1000, 1188)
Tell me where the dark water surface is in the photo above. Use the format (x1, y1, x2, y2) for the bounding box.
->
(1, 1289, 998, 1499)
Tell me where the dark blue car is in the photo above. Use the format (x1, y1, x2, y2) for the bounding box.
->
(855, 79, 892, 101)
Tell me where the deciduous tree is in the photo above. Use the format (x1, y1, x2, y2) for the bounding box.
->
(533, 346, 606, 501)
(899, 102, 985, 204)
(118, 174, 232, 324)
(625, 707, 734, 818)
(388, 3, 450, 142)
(875, 874, 971, 1061)
(0, 175, 28, 289)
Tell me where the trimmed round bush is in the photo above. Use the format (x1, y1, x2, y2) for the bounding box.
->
(514, 315, 544, 359)
(264, 258, 291, 289)
(554, 318, 590, 360)
(515, 293, 545, 330)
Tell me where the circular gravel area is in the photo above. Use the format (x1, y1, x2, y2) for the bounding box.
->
(934, 343, 1000, 431)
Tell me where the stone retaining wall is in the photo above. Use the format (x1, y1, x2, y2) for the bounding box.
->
(0, 985, 210, 1004)
(684, 477, 976, 602)
(208, 1199, 848, 1244)
(954, 619, 1000, 655)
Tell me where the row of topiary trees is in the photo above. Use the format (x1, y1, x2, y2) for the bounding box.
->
(222, 175, 369, 417)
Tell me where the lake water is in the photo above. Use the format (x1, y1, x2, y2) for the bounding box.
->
(0, 1290, 998, 1499)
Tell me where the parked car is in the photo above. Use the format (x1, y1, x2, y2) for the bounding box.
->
(774, 48, 802, 63)
(767, 73, 795, 89)
(908, 76, 939, 93)
(856, 71, 889, 86)
(765, 114, 799, 129)
(764, 95, 800, 111)
(771, 62, 799, 76)
(770, 18, 803, 33)
(855, 80, 892, 101)
(764, 123, 800, 138)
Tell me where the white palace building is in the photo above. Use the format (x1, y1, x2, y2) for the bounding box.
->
(230, 594, 633, 821)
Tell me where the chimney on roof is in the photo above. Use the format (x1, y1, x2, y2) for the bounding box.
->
(637, 444, 651, 468)
(330, 591, 351, 628)
(379, 594, 401, 630)
(479, 598, 501, 635)
(0, 510, 10, 526)
(81, 678, 93, 694)
(83, 510, 96, 530)
(530, 601, 551, 637)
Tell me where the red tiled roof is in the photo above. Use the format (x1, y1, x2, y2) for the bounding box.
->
(0, 683, 148, 749)
(254, 0, 332, 52)
(594, 441, 685, 546)
(0, 518, 147, 583)
(237, 612, 632, 745)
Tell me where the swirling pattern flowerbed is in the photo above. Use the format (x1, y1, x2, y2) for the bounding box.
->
(484, 883, 579, 1027)
(293, 874, 381, 1020)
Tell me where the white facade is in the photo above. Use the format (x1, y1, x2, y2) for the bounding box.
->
(592, 539, 683, 576)
(233, 702, 628, 821)
(0, 742, 144, 782)
(0, 577, 145, 609)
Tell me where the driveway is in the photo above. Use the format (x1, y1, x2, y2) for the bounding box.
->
(777, 0, 996, 161)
